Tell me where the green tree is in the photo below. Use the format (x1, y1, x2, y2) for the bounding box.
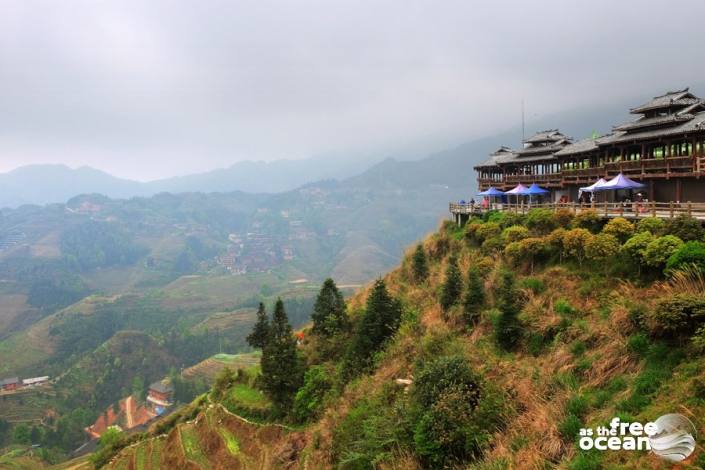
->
(644, 235, 684, 270)
(463, 266, 485, 325)
(292, 365, 333, 423)
(440, 256, 463, 313)
(131, 376, 146, 401)
(343, 280, 402, 379)
(246, 302, 269, 349)
(494, 271, 523, 351)
(12, 424, 31, 445)
(411, 243, 429, 282)
(261, 299, 304, 412)
(311, 278, 348, 337)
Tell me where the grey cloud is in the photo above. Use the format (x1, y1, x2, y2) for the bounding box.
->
(0, 0, 703, 180)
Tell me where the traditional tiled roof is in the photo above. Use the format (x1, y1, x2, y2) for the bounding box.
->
(149, 380, 173, 394)
(554, 137, 601, 156)
(600, 111, 705, 144)
(474, 147, 517, 168)
(630, 88, 700, 114)
(523, 129, 571, 144)
(0, 377, 19, 386)
(614, 113, 693, 132)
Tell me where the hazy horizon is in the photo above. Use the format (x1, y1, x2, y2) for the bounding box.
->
(2, 0, 705, 180)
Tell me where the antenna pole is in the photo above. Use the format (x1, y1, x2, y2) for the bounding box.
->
(521, 99, 525, 142)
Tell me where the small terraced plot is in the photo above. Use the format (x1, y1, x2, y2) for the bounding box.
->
(180, 425, 212, 469)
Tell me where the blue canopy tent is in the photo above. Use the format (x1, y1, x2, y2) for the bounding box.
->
(525, 183, 549, 205)
(477, 187, 505, 209)
(477, 187, 505, 196)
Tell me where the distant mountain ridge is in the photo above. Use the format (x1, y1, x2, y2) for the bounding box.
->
(2, 89, 682, 208)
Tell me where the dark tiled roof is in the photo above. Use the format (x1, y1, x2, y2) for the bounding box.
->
(524, 129, 571, 144)
(600, 112, 705, 144)
(630, 88, 700, 114)
(0, 377, 19, 386)
(614, 113, 693, 132)
(149, 381, 173, 394)
(554, 137, 601, 156)
(474, 147, 517, 168)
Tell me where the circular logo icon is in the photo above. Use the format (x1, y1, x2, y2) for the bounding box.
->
(648, 414, 697, 462)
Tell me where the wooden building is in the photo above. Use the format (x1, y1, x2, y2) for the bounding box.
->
(147, 380, 174, 412)
(0, 377, 20, 392)
(475, 88, 705, 202)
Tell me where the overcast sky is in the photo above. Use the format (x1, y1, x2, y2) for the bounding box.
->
(1, 0, 704, 180)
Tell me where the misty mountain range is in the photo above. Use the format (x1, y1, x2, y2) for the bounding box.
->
(0, 95, 664, 208)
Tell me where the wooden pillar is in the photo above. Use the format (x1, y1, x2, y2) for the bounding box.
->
(648, 180, 655, 201)
(651, 201, 656, 217)
(676, 179, 682, 202)
(669, 201, 674, 218)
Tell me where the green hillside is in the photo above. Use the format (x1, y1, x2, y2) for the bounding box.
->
(91, 210, 705, 469)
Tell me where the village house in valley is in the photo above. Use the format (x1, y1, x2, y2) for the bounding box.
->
(146, 380, 174, 414)
(474, 88, 705, 203)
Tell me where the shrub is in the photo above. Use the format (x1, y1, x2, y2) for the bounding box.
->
(602, 217, 634, 242)
(627, 332, 650, 357)
(585, 233, 620, 264)
(636, 217, 664, 234)
(475, 257, 495, 278)
(525, 208, 557, 234)
(412, 356, 498, 467)
(552, 208, 574, 228)
(465, 222, 483, 243)
(559, 413, 582, 441)
(572, 209, 602, 233)
(555, 298, 577, 316)
(488, 211, 525, 228)
(481, 237, 504, 254)
(664, 215, 705, 242)
(501, 225, 530, 243)
(475, 222, 502, 242)
(643, 235, 684, 269)
(546, 228, 566, 259)
(666, 241, 705, 274)
(651, 293, 705, 337)
(504, 237, 547, 272)
(292, 365, 334, 422)
(519, 277, 545, 294)
(621, 231, 655, 268)
(413, 355, 481, 409)
(562, 228, 594, 265)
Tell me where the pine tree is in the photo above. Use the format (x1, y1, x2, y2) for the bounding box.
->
(260, 299, 304, 411)
(440, 256, 463, 312)
(462, 266, 485, 325)
(411, 243, 429, 282)
(311, 278, 348, 337)
(246, 302, 269, 349)
(495, 270, 523, 351)
(342, 279, 402, 379)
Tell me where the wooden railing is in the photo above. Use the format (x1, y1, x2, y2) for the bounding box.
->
(450, 201, 705, 220)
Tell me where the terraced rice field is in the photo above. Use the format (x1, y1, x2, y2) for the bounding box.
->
(0, 389, 53, 423)
(182, 352, 260, 383)
(180, 424, 212, 469)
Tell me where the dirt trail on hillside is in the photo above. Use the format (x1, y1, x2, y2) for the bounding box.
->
(125, 395, 135, 428)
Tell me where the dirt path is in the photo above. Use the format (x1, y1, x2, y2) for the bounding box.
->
(125, 395, 135, 428)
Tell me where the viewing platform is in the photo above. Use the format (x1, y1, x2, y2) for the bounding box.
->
(449, 201, 705, 225)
